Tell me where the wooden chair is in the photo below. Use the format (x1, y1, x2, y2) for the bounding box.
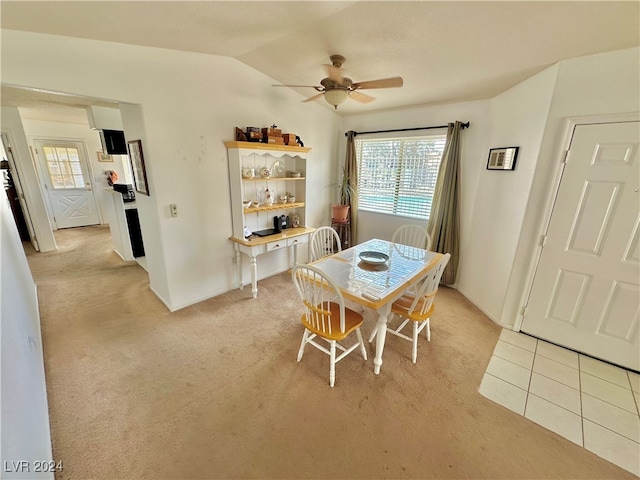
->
(291, 264, 368, 387)
(391, 224, 433, 295)
(370, 253, 450, 363)
(309, 226, 342, 262)
(391, 224, 432, 250)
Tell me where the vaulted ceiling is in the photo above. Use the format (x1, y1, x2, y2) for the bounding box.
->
(2, 1, 638, 119)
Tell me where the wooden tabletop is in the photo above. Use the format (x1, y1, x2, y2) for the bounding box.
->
(229, 226, 316, 247)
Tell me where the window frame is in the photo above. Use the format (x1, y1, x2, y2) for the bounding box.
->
(355, 133, 446, 220)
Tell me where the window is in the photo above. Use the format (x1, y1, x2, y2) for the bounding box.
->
(43, 145, 86, 189)
(120, 155, 134, 185)
(356, 135, 446, 220)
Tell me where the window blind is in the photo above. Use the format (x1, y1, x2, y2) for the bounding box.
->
(121, 155, 134, 185)
(356, 135, 446, 220)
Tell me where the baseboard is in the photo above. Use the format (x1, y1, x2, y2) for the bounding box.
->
(159, 266, 293, 312)
(149, 283, 242, 313)
(454, 286, 512, 329)
(148, 285, 174, 312)
(33, 283, 56, 478)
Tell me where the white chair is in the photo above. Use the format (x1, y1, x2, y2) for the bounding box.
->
(309, 226, 342, 262)
(391, 224, 432, 250)
(370, 253, 450, 363)
(291, 264, 368, 387)
(391, 224, 433, 296)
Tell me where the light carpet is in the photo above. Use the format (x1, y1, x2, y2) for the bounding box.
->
(25, 225, 634, 479)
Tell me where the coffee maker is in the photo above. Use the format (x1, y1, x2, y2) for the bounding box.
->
(113, 183, 136, 202)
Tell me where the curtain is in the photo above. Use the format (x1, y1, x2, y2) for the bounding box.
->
(427, 121, 463, 285)
(345, 131, 358, 244)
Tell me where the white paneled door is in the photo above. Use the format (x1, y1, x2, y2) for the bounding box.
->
(35, 139, 100, 229)
(521, 122, 639, 371)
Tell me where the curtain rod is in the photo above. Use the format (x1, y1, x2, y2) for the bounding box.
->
(345, 121, 470, 137)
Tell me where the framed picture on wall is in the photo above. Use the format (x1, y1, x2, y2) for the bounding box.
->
(487, 147, 519, 170)
(127, 139, 150, 196)
(97, 151, 113, 162)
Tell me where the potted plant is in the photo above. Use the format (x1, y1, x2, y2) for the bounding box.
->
(327, 166, 355, 222)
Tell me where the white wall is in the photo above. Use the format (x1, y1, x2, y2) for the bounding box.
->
(0, 197, 54, 479)
(2, 29, 340, 311)
(456, 65, 559, 323)
(0, 107, 57, 252)
(501, 46, 640, 329)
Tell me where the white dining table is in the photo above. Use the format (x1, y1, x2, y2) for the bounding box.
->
(310, 238, 443, 374)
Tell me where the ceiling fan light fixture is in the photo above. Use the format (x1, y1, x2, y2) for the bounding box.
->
(324, 88, 349, 109)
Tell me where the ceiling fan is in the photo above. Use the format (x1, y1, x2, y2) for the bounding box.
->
(273, 54, 403, 109)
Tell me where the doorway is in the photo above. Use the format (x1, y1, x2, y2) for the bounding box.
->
(521, 121, 639, 371)
(1, 132, 39, 249)
(33, 138, 100, 229)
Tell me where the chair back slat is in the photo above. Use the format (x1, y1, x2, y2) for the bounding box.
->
(407, 253, 451, 315)
(302, 299, 332, 334)
(310, 226, 342, 261)
(391, 224, 432, 250)
(292, 264, 346, 334)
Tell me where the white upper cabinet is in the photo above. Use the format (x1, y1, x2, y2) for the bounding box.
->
(225, 141, 311, 239)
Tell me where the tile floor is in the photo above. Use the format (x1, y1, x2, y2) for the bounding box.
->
(479, 329, 640, 476)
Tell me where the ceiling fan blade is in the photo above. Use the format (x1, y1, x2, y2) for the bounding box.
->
(322, 64, 342, 83)
(352, 77, 403, 90)
(302, 93, 324, 103)
(349, 90, 375, 104)
(272, 84, 320, 89)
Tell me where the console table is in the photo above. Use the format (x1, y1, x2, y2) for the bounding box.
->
(229, 226, 315, 298)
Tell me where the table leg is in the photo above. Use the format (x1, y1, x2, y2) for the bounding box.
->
(373, 304, 392, 375)
(236, 248, 243, 290)
(250, 255, 258, 298)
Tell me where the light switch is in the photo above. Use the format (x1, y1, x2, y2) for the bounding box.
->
(170, 204, 178, 217)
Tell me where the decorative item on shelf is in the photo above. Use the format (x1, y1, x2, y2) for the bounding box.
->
(245, 127, 262, 142)
(242, 199, 252, 208)
(271, 160, 285, 177)
(262, 124, 284, 144)
(279, 194, 288, 204)
(287, 170, 301, 178)
(242, 167, 255, 179)
(290, 212, 300, 228)
(296, 136, 304, 147)
(263, 187, 273, 205)
(287, 192, 296, 203)
(282, 133, 297, 146)
(260, 166, 272, 178)
(235, 127, 247, 141)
